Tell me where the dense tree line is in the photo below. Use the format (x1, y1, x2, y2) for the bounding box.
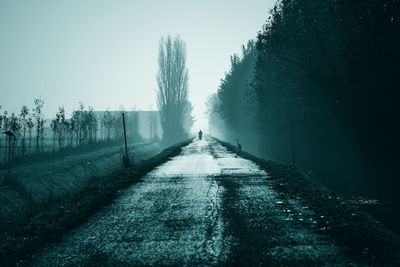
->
(208, 0, 400, 199)
(207, 41, 257, 142)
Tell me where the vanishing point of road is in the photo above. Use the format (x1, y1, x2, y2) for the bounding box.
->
(35, 137, 355, 265)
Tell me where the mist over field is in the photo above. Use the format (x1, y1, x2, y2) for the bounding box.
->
(1, 0, 399, 265)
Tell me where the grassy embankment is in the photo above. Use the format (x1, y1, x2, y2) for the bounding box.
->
(0, 139, 193, 265)
(0, 139, 127, 170)
(215, 137, 400, 266)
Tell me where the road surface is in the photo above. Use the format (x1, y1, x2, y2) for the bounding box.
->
(34, 137, 354, 265)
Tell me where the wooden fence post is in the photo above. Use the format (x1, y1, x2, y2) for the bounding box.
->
(122, 113, 129, 161)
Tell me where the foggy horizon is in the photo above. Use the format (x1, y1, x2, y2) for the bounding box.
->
(1, 0, 399, 265)
(0, 0, 275, 132)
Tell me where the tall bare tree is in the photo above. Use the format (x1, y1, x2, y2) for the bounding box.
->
(26, 117, 34, 154)
(55, 106, 66, 150)
(19, 106, 29, 156)
(156, 35, 191, 144)
(33, 98, 44, 153)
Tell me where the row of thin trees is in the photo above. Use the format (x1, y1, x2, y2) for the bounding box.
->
(49, 103, 99, 152)
(0, 99, 44, 160)
(0, 99, 141, 165)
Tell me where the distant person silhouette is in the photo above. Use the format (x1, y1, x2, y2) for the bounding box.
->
(198, 130, 203, 140)
(236, 139, 241, 152)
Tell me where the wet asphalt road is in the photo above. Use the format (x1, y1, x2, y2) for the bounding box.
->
(34, 138, 354, 266)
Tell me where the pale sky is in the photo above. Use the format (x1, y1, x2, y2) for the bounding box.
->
(0, 0, 275, 132)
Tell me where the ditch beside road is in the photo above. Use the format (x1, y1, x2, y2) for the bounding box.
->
(0, 142, 162, 265)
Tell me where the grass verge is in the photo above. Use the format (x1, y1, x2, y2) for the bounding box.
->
(0, 140, 148, 170)
(0, 138, 193, 266)
(215, 137, 400, 266)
